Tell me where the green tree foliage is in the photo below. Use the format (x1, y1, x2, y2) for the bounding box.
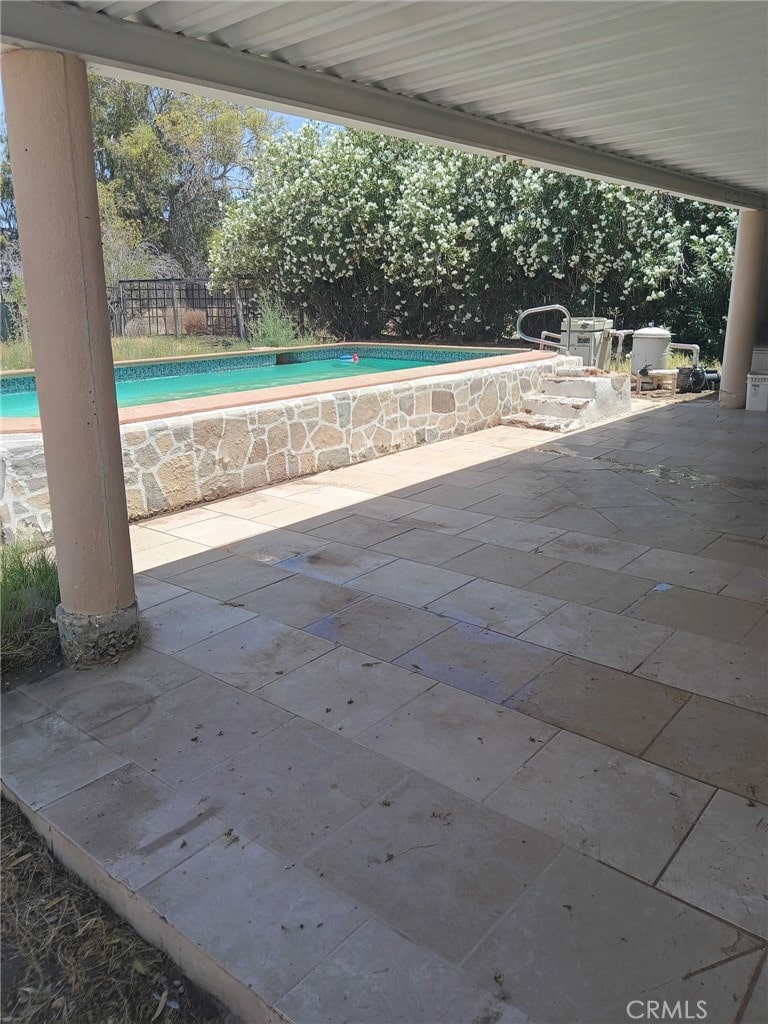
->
(210, 126, 737, 358)
(89, 78, 278, 274)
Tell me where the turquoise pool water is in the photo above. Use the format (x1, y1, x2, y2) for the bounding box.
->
(0, 356, 432, 418)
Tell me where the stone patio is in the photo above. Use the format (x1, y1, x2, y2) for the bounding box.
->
(2, 394, 767, 1024)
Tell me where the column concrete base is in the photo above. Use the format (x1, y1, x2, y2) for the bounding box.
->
(56, 601, 140, 668)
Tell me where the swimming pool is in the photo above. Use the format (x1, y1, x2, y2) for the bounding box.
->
(0, 344, 518, 418)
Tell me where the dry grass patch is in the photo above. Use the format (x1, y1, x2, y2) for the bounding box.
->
(1, 799, 240, 1024)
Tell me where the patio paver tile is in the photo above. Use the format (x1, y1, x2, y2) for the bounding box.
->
(405, 482, 500, 510)
(161, 515, 268, 547)
(469, 490, 578, 520)
(278, 542, 396, 583)
(523, 560, 656, 612)
(308, 513, 413, 547)
(699, 534, 768, 568)
(620, 547, 744, 593)
(305, 596, 454, 661)
(536, 530, 649, 571)
(304, 773, 561, 963)
(658, 789, 767, 937)
(742, 957, 768, 1024)
(396, 504, 494, 535)
(2, 712, 129, 810)
(371, 527, 483, 565)
(141, 591, 257, 654)
(44, 763, 228, 891)
(459, 517, 566, 552)
(237, 575, 366, 627)
(644, 695, 768, 802)
(441, 542, 562, 588)
(259, 646, 432, 737)
(627, 586, 765, 643)
(178, 717, 407, 859)
(505, 655, 688, 754)
(167, 555, 292, 601)
(92, 674, 291, 787)
(358, 683, 556, 800)
(0, 690, 49, 733)
(721, 566, 768, 604)
(134, 573, 189, 610)
(427, 578, 564, 635)
(140, 838, 366, 1005)
(462, 849, 759, 1024)
(518, 602, 673, 672)
(276, 919, 529, 1024)
(134, 539, 228, 576)
(485, 730, 712, 883)
(21, 647, 199, 732)
(636, 630, 767, 714)
(393, 621, 562, 703)
(351, 557, 474, 607)
(229, 527, 326, 563)
(173, 617, 335, 692)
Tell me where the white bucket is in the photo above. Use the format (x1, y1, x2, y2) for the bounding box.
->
(746, 373, 768, 412)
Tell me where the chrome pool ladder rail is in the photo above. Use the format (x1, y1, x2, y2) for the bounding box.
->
(516, 304, 572, 353)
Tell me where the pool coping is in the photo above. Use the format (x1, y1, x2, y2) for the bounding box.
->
(1, 349, 555, 435)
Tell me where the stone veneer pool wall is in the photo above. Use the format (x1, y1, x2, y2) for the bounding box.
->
(1, 356, 550, 541)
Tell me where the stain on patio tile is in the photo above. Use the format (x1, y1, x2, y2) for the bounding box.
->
(485, 730, 712, 882)
(259, 646, 431, 737)
(644, 695, 768, 802)
(179, 717, 406, 859)
(392, 621, 560, 703)
(658, 789, 767, 937)
(505, 656, 687, 754)
(45, 763, 227, 890)
(636, 630, 767, 715)
(173, 617, 334, 691)
(627, 586, 765, 643)
(21, 647, 199, 733)
(304, 773, 561, 963)
(358, 684, 555, 799)
(140, 838, 365, 1005)
(2, 713, 129, 809)
(278, 542, 395, 583)
(305, 596, 453, 661)
(463, 849, 759, 1024)
(276, 919, 529, 1024)
(698, 534, 768, 568)
(92, 674, 290, 787)
(518, 603, 673, 672)
(229, 527, 325, 564)
(141, 591, 256, 654)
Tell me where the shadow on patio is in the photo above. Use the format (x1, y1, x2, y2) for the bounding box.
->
(2, 394, 766, 1024)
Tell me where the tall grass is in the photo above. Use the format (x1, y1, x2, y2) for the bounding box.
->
(0, 335, 246, 372)
(247, 293, 319, 348)
(1, 541, 60, 670)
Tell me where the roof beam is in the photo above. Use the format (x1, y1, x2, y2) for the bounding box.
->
(2, 0, 765, 209)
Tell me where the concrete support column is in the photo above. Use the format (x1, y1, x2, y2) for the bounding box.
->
(3, 49, 139, 666)
(720, 208, 768, 409)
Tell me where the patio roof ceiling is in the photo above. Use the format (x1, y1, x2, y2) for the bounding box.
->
(2, 1, 767, 208)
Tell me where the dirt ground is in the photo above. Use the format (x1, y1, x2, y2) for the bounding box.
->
(1, 798, 242, 1024)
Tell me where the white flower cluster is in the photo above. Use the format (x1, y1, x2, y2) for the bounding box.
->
(209, 126, 736, 345)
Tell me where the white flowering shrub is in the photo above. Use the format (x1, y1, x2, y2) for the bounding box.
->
(209, 126, 736, 356)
